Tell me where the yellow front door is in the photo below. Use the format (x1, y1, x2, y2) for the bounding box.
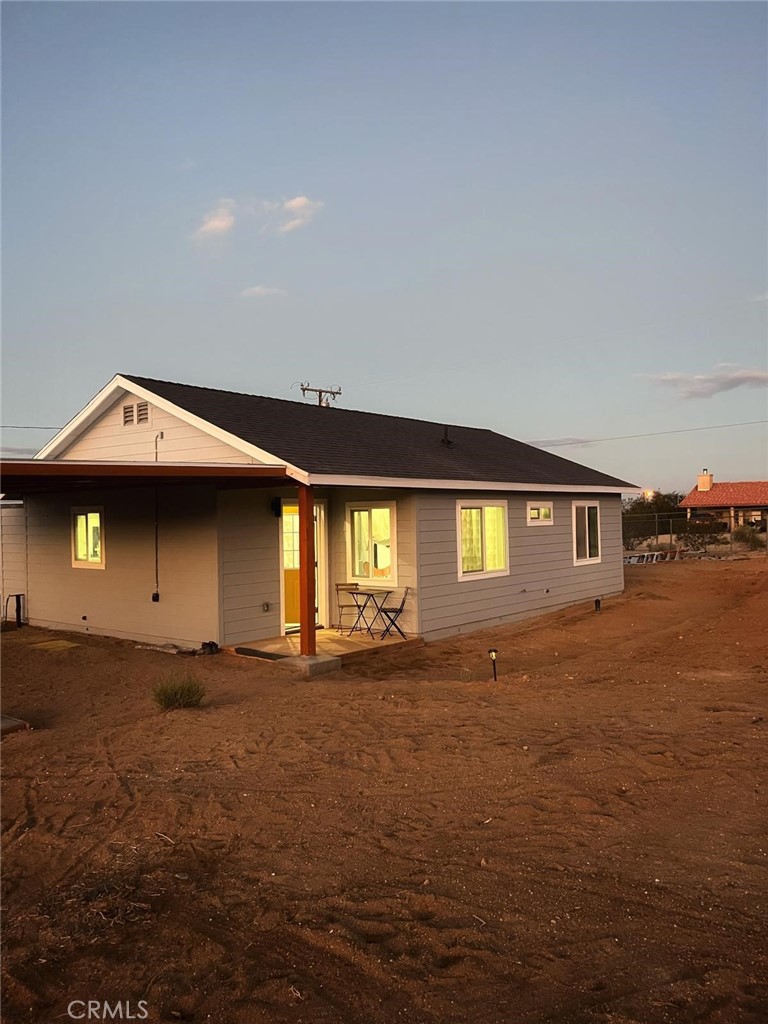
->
(282, 505, 301, 626)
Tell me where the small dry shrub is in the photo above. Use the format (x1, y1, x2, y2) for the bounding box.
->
(153, 674, 206, 710)
(733, 525, 766, 550)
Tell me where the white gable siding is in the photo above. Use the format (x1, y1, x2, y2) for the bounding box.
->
(60, 395, 261, 464)
(22, 486, 219, 647)
(1, 504, 28, 613)
(417, 493, 624, 640)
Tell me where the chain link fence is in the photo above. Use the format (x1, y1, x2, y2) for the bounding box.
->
(622, 511, 767, 555)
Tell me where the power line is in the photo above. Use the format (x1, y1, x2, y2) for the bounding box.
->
(2, 419, 765, 446)
(534, 419, 767, 448)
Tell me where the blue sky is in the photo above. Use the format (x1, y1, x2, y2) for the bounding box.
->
(2, 1, 766, 492)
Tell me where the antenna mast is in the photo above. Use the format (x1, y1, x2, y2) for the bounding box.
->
(300, 382, 342, 407)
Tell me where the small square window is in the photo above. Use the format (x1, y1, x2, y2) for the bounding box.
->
(72, 508, 105, 569)
(527, 502, 554, 525)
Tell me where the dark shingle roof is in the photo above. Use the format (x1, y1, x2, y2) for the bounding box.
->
(122, 375, 633, 489)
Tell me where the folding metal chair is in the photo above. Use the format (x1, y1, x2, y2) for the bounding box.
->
(379, 587, 409, 639)
(335, 583, 360, 633)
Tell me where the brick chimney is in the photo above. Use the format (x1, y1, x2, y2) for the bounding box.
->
(697, 468, 714, 492)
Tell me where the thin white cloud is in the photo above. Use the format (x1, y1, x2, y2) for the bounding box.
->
(192, 194, 323, 242)
(240, 285, 288, 298)
(648, 365, 768, 399)
(277, 196, 324, 234)
(193, 198, 236, 239)
(1, 445, 39, 457)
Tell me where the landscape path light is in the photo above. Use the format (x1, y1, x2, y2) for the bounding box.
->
(488, 648, 498, 682)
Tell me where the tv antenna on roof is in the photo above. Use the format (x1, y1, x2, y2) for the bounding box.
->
(299, 382, 342, 407)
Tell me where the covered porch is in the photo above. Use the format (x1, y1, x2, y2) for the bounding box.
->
(229, 627, 423, 665)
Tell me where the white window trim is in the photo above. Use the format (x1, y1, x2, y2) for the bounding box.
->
(526, 501, 554, 526)
(71, 506, 106, 569)
(456, 500, 510, 582)
(345, 501, 398, 585)
(572, 500, 601, 565)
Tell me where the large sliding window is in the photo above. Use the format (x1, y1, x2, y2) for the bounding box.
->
(72, 508, 105, 569)
(572, 501, 601, 564)
(346, 503, 396, 582)
(456, 501, 508, 581)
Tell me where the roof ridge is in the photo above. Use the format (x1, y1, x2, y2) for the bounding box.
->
(120, 373, 501, 436)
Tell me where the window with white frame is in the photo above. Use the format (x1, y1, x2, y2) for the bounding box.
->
(527, 501, 553, 526)
(72, 508, 105, 568)
(346, 503, 396, 582)
(572, 501, 600, 564)
(457, 501, 508, 580)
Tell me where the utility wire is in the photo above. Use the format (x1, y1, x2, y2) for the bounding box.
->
(535, 419, 767, 448)
(3, 419, 764, 448)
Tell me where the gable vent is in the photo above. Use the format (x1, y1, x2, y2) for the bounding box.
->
(136, 401, 149, 424)
(122, 404, 135, 426)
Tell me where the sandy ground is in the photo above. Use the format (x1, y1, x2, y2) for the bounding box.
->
(2, 558, 767, 1024)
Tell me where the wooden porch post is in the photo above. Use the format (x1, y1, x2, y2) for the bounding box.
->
(298, 484, 316, 656)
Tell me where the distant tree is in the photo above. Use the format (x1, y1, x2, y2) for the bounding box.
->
(622, 491, 685, 516)
(622, 491, 686, 549)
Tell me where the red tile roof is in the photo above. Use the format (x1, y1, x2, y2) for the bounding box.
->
(680, 482, 768, 508)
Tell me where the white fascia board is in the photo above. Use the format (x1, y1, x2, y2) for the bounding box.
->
(34, 375, 310, 484)
(306, 474, 634, 494)
(35, 375, 126, 459)
(21, 459, 289, 469)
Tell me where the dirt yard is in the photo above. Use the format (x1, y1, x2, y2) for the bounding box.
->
(2, 558, 766, 1024)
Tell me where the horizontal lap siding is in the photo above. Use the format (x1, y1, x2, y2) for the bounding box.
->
(328, 490, 419, 636)
(417, 494, 624, 640)
(62, 395, 261, 464)
(0, 505, 28, 604)
(218, 491, 281, 646)
(24, 486, 219, 647)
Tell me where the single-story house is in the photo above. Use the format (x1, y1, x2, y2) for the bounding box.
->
(679, 470, 768, 530)
(1, 374, 636, 661)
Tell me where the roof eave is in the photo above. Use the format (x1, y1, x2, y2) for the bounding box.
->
(0, 459, 294, 500)
(306, 473, 637, 493)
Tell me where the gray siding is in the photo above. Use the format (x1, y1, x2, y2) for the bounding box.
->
(61, 394, 262, 464)
(218, 490, 282, 646)
(23, 486, 219, 647)
(0, 504, 28, 610)
(417, 493, 624, 640)
(327, 489, 419, 636)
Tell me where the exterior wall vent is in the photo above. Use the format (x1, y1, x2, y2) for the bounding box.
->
(122, 404, 135, 426)
(136, 401, 150, 424)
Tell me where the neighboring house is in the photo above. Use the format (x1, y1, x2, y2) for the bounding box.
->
(679, 469, 768, 531)
(1, 374, 636, 658)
